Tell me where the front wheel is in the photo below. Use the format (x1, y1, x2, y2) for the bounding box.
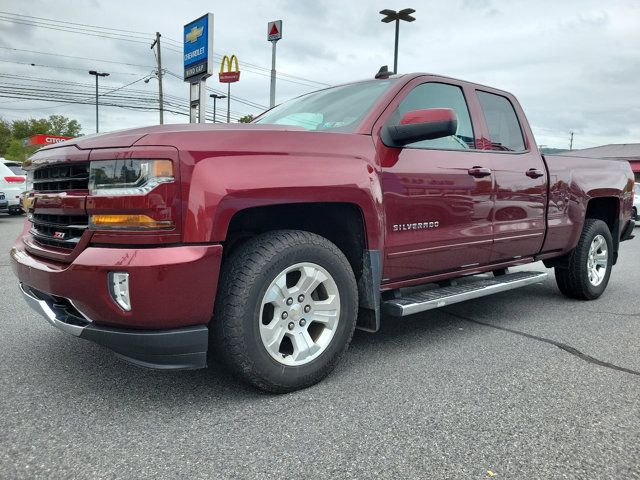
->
(555, 219, 613, 300)
(212, 230, 358, 393)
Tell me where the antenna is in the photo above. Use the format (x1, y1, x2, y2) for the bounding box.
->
(375, 65, 394, 79)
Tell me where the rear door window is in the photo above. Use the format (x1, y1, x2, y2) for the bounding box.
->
(476, 91, 526, 152)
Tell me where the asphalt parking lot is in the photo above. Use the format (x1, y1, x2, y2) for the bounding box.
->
(0, 213, 638, 479)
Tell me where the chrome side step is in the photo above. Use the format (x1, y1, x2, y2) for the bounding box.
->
(382, 271, 548, 317)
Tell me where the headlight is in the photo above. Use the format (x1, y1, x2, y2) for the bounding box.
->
(25, 170, 34, 192)
(89, 159, 173, 195)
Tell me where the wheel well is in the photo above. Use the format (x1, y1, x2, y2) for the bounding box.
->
(585, 197, 618, 233)
(586, 196, 620, 263)
(224, 203, 366, 279)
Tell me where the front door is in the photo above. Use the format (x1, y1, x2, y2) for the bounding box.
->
(378, 81, 495, 283)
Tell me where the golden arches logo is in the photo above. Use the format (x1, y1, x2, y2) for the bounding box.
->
(220, 55, 239, 73)
(219, 54, 240, 83)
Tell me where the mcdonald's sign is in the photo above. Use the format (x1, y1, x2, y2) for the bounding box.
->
(219, 54, 240, 83)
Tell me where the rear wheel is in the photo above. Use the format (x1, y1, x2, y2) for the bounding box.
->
(555, 219, 613, 300)
(212, 230, 358, 393)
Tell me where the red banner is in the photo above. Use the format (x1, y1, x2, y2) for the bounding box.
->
(219, 71, 240, 83)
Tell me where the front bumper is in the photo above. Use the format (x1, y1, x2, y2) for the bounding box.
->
(20, 284, 208, 369)
(12, 241, 224, 369)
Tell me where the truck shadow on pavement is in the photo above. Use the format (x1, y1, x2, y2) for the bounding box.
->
(23, 276, 635, 401)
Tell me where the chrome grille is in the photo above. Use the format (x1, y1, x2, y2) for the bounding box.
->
(30, 213, 88, 250)
(33, 163, 90, 192)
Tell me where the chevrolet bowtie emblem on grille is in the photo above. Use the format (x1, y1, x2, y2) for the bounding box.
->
(53, 231, 66, 239)
(185, 25, 203, 43)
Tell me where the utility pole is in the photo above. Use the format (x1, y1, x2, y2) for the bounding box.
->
(209, 94, 226, 122)
(88, 70, 109, 133)
(150, 32, 164, 124)
(569, 131, 574, 151)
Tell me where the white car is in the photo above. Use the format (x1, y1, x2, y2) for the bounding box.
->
(634, 183, 640, 222)
(0, 158, 26, 215)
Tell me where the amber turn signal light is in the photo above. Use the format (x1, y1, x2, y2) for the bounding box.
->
(90, 214, 174, 230)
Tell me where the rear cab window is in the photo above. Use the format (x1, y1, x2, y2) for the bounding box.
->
(476, 91, 526, 152)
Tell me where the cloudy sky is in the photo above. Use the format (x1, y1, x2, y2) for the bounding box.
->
(0, 0, 638, 149)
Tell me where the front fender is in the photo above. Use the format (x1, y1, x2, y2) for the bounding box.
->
(180, 149, 383, 250)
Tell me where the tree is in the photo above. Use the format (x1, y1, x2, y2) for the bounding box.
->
(238, 114, 254, 123)
(0, 119, 11, 155)
(11, 118, 51, 140)
(0, 115, 82, 159)
(4, 139, 38, 162)
(48, 115, 82, 136)
(11, 115, 82, 139)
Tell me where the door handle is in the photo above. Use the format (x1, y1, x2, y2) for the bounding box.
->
(467, 167, 492, 178)
(526, 168, 544, 179)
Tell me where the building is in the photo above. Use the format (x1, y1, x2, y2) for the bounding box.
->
(560, 144, 640, 182)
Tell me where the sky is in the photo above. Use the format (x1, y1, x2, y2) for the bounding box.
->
(0, 0, 638, 149)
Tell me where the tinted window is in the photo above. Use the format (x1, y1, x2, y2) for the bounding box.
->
(391, 82, 474, 150)
(477, 91, 525, 152)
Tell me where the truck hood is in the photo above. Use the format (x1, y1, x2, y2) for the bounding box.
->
(39, 123, 308, 151)
(31, 123, 374, 166)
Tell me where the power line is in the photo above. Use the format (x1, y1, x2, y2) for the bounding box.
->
(0, 59, 142, 76)
(164, 70, 268, 111)
(0, 11, 155, 37)
(0, 46, 155, 69)
(0, 74, 250, 116)
(0, 83, 245, 120)
(162, 41, 330, 87)
(0, 16, 151, 45)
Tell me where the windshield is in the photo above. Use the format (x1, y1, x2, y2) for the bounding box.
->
(254, 79, 397, 132)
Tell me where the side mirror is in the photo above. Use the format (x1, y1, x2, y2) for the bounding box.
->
(383, 108, 458, 147)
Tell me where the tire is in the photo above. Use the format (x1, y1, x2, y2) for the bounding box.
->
(212, 230, 358, 393)
(554, 219, 613, 300)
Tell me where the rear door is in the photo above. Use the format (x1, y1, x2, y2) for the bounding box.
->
(376, 78, 495, 283)
(473, 89, 547, 262)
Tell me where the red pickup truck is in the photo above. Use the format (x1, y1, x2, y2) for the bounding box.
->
(11, 73, 635, 392)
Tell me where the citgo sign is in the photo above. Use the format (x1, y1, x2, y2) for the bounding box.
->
(27, 135, 73, 146)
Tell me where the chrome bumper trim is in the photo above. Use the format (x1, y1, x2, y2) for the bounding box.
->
(19, 283, 87, 337)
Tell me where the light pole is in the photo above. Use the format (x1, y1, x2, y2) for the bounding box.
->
(88, 70, 109, 133)
(209, 94, 226, 123)
(379, 8, 416, 74)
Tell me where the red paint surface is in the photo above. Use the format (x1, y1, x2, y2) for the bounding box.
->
(12, 73, 635, 329)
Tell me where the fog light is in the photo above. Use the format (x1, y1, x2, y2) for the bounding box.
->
(109, 272, 131, 311)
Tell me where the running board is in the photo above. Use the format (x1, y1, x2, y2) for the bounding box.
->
(382, 271, 548, 317)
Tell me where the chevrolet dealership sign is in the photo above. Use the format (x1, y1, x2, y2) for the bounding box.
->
(183, 13, 214, 82)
